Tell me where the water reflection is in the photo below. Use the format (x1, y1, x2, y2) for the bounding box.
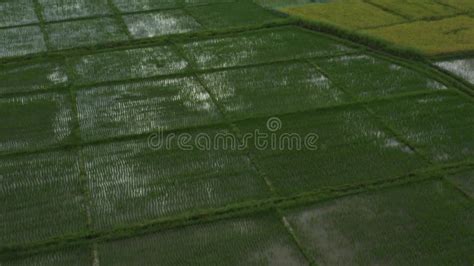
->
(436, 58, 474, 85)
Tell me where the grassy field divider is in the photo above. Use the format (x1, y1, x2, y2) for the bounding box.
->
(430, 49, 474, 61)
(0, 18, 297, 65)
(106, 0, 133, 40)
(0, 0, 248, 32)
(294, 16, 425, 59)
(279, 209, 318, 265)
(31, 0, 52, 51)
(252, 1, 422, 58)
(357, 49, 474, 98)
(443, 177, 473, 200)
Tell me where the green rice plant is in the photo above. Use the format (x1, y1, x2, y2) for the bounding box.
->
(68, 46, 189, 85)
(438, 0, 474, 12)
(436, 58, 474, 85)
(362, 16, 474, 56)
(187, 2, 280, 30)
(76, 77, 222, 141)
(45, 18, 128, 50)
(184, 0, 235, 7)
(287, 14, 425, 59)
(284, 180, 474, 265)
(0, 0, 38, 27)
(111, 0, 234, 12)
(312, 53, 447, 100)
(199, 61, 348, 120)
(256, 0, 326, 9)
(1, 0, 473, 261)
(97, 213, 307, 265)
(179, 26, 355, 70)
(236, 107, 427, 196)
(282, 0, 406, 30)
(0, 26, 46, 58)
(38, 0, 112, 22)
(368, 91, 474, 163)
(123, 10, 201, 39)
(2, 248, 90, 265)
(82, 128, 271, 230)
(0, 151, 87, 246)
(367, 0, 459, 20)
(0, 93, 75, 154)
(445, 169, 474, 198)
(0, 61, 69, 96)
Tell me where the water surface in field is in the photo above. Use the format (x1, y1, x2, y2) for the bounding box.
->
(256, 0, 329, 8)
(436, 58, 474, 85)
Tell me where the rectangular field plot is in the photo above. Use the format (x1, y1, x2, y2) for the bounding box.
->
(38, 0, 112, 22)
(236, 107, 427, 195)
(367, 0, 459, 20)
(436, 58, 474, 85)
(187, 2, 279, 30)
(97, 214, 307, 265)
(0, 0, 38, 27)
(2, 247, 90, 265)
(363, 16, 474, 55)
(282, 0, 406, 30)
(0, 151, 87, 246)
(179, 26, 355, 70)
(284, 180, 474, 265)
(0, 26, 46, 58)
(112, 0, 180, 12)
(76, 77, 222, 141)
(446, 168, 474, 198)
(82, 129, 271, 230)
(256, 0, 319, 9)
(0, 61, 68, 96)
(199, 62, 348, 120)
(123, 10, 201, 39)
(0, 93, 75, 154)
(69, 46, 188, 85)
(46, 18, 128, 50)
(369, 91, 474, 163)
(312, 54, 446, 100)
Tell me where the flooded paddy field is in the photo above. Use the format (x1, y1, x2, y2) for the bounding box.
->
(0, 0, 473, 265)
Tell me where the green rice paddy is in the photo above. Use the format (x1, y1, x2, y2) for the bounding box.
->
(0, 0, 473, 265)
